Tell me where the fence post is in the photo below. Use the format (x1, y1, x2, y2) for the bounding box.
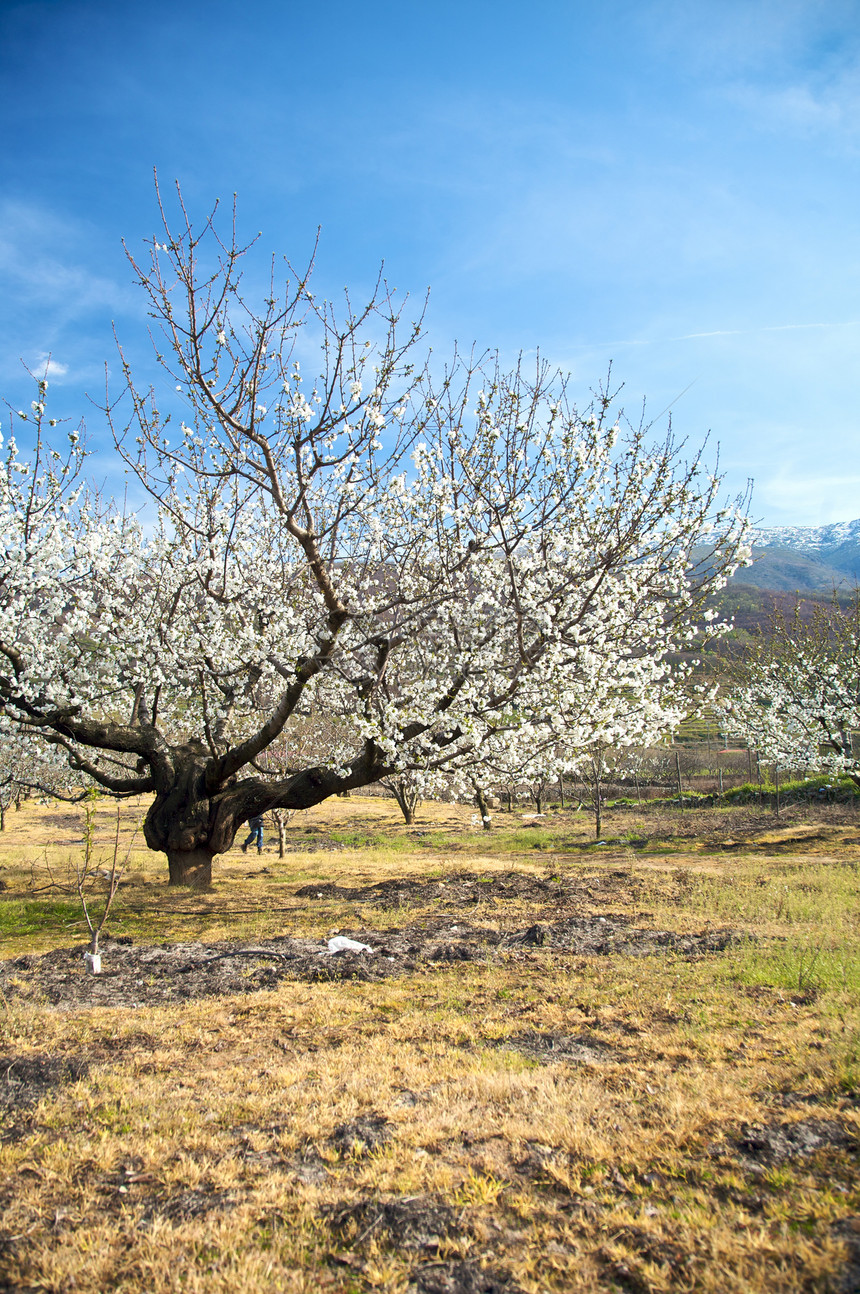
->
(675, 749, 684, 810)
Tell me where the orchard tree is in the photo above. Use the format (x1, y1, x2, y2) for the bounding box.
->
(0, 729, 65, 829)
(380, 770, 427, 826)
(722, 595, 860, 787)
(447, 631, 712, 826)
(569, 741, 623, 839)
(0, 188, 749, 887)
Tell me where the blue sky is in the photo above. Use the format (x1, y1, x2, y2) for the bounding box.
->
(2, 0, 860, 525)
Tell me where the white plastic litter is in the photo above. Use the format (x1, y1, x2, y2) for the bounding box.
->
(325, 936, 374, 955)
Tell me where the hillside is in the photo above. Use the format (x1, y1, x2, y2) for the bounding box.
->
(735, 519, 860, 593)
(733, 545, 858, 592)
(711, 583, 846, 635)
(699, 583, 855, 661)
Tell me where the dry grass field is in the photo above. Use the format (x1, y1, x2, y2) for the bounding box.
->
(1, 793, 859, 1292)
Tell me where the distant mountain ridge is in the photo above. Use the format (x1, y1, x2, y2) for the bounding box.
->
(750, 518, 860, 551)
(734, 517, 860, 592)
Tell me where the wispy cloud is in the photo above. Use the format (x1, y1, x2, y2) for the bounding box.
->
(0, 200, 126, 315)
(0, 200, 138, 391)
(758, 469, 860, 526)
(566, 319, 860, 355)
(31, 354, 69, 381)
(674, 320, 860, 340)
(727, 68, 860, 147)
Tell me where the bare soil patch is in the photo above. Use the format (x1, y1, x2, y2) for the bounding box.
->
(832, 1217, 860, 1294)
(330, 1114, 393, 1156)
(0, 912, 751, 1011)
(499, 1030, 618, 1066)
(0, 1053, 90, 1112)
(322, 1197, 521, 1293)
(323, 1193, 463, 1252)
(295, 867, 605, 907)
(1, 1054, 91, 1141)
(735, 1118, 859, 1167)
(410, 1262, 521, 1294)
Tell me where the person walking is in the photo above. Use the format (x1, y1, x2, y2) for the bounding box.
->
(242, 813, 265, 853)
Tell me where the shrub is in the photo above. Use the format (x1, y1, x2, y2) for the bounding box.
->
(722, 775, 860, 806)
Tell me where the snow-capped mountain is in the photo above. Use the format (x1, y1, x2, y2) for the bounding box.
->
(733, 518, 860, 591)
(750, 519, 860, 551)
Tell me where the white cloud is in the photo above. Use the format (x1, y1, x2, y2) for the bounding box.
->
(728, 73, 860, 146)
(0, 199, 140, 392)
(32, 353, 69, 381)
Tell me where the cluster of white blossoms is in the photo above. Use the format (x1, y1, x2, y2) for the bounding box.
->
(0, 362, 745, 803)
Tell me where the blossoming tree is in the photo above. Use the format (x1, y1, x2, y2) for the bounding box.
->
(722, 596, 860, 786)
(0, 190, 748, 886)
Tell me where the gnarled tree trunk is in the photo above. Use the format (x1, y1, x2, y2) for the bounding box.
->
(141, 741, 390, 886)
(142, 748, 239, 889)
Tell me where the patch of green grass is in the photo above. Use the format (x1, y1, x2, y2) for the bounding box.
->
(0, 898, 87, 938)
(723, 935, 860, 996)
(326, 828, 411, 851)
(495, 828, 561, 851)
(647, 857, 860, 930)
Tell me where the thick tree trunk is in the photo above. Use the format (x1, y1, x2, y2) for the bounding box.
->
(143, 751, 229, 887)
(167, 848, 214, 888)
